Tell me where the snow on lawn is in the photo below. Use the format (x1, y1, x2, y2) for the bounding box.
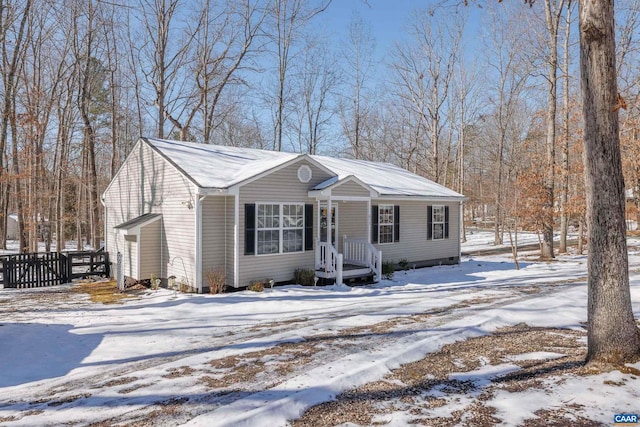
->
(0, 235, 638, 426)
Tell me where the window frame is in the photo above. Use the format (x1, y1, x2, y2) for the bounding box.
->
(255, 202, 305, 255)
(432, 205, 445, 240)
(378, 204, 394, 244)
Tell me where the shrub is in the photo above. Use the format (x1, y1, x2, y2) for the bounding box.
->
(382, 261, 395, 280)
(248, 280, 265, 292)
(205, 268, 227, 294)
(150, 274, 161, 290)
(398, 258, 409, 271)
(293, 268, 316, 286)
(178, 277, 196, 293)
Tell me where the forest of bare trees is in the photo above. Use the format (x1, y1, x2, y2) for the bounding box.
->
(1, 0, 640, 260)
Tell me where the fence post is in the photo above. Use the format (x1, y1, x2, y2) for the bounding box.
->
(66, 253, 73, 283)
(2, 258, 8, 288)
(104, 252, 110, 277)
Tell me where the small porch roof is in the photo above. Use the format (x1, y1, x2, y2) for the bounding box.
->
(114, 213, 162, 236)
(308, 175, 377, 199)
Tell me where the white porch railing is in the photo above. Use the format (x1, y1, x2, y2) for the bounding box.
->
(316, 240, 343, 285)
(343, 236, 382, 282)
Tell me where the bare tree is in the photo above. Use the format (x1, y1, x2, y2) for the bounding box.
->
(138, 0, 190, 139)
(340, 13, 376, 159)
(267, 0, 330, 151)
(0, 0, 32, 251)
(292, 32, 340, 154)
(559, 0, 575, 253)
(483, 2, 531, 245)
(537, 0, 566, 259)
(391, 8, 464, 183)
(579, 0, 640, 364)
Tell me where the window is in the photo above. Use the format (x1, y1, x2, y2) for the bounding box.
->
(256, 203, 304, 255)
(432, 205, 445, 240)
(378, 204, 394, 244)
(257, 204, 280, 254)
(282, 204, 304, 253)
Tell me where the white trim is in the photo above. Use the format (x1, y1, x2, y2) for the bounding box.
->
(234, 192, 240, 288)
(378, 204, 394, 244)
(232, 155, 336, 191)
(195, 195, 205, 293)
(319, 203, 338, 246)
(309, 175, 378, 199)
(374, 195, 465, 202)
(254, 202, 305, 255)
(327, 198, 332, 249)
(367, 199, 371, 244)
(459, 200, 463, 260)
(115, 214, 162, 236)
(297, 164, 312, 183)
(135, 232, 141, 279)
(431, 205, 446, 241)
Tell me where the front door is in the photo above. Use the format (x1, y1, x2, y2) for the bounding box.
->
(320, 205, 337, 246)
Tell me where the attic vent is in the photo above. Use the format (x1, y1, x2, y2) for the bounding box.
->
(298, 165, 312, 183)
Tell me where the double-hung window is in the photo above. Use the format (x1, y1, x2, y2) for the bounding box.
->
(282, 204, 304, 253)
(256, 203, 304, 255)
(432, 205, 445, 240)
(378, 204, 394, 244)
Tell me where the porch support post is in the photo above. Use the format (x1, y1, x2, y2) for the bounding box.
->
(316, 198, 321, 269)
(327, 197, 332, 247)
(367, 198, 372, 243)
(337, 253, 343, 285)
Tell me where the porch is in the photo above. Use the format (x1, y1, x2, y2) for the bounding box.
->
(315, 236, 382, 284)
(309, 174, 382, 285)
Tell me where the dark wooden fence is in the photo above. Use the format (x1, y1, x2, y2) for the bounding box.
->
(0, 250, 110, 289)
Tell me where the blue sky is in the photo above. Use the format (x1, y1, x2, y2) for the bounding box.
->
(319, 0, 485, 60)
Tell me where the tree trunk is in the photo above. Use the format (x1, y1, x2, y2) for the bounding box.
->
(559, 1, 572, 253)
(541, 0, 563, 260)
(579, 0, 640, 364)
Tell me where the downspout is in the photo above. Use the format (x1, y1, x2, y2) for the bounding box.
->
(233, 189, 239, 288)
(195, 194, 205, 293)
(459, 200, 463, 262)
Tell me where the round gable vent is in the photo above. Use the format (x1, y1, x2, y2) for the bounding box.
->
(298, 165, 312, 183)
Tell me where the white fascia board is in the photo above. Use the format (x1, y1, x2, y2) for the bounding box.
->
(374, 195, 467, 203)
(197, 187, 230, 196)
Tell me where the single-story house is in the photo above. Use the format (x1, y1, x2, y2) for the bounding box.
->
(102, 138, 465, 292)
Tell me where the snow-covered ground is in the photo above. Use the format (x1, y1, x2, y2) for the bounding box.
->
(0, 233, 638, 426)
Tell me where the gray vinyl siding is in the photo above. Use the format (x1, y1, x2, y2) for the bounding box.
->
(103, 141, 197, 285)
(373, 200, 460, 264)
(336, 201, 368, 253)
(123, 235, 137, 277)
(139, 221, 161, 279)
(201, 195, 234, 288)
(238, 160, 332, 287)
(331, 181, 370, 198)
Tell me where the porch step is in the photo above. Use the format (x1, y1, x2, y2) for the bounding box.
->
(315, 264, 372, 279)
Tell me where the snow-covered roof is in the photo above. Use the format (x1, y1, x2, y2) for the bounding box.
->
(147, 138, 299, 189)
(146, 138, 464, 199)
(311, 155, 463, 199)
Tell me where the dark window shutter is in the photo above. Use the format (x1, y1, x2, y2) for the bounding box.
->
(244, 204, 255, 255)
(304, 204, 314, 251)
(394, 205, 400, 242)
(444, 206, 450, 239)
(372, 205, 379, 243)
(427, 205, 433, 240)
